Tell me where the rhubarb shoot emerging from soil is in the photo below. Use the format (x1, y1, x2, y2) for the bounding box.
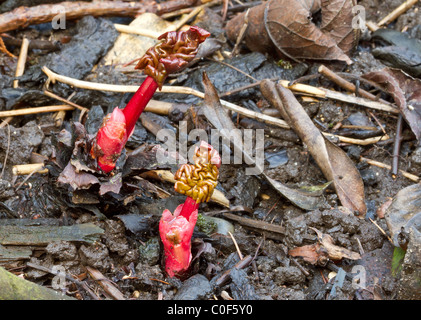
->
(159, 141, 221, 278)
(91, 26, 210, 173)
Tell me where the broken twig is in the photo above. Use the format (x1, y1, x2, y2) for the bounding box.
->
(391, 114, 403, 177)
(318, 65, 390, 105)
(214, 255, 253, 287)
(377, 0, 419, 28)
(42, 66, 291, 129)
(360, 156, 420, 182)
(0, 105, 75, 118)
(86, 266, 125, 300)
(13, 38, 29, 89)
(12, 163, 47, 176)
(0, 0, 198, 33)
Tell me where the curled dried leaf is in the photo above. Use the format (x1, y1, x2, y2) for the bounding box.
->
(226, 0, 358, 64)
(260, 79, 366, 216)
(363, 68, 421, 143)
(310, 227, 361, 261)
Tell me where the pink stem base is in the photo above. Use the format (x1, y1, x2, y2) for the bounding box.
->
(122, 76, 159, 137)
(179, 196, 200, 219)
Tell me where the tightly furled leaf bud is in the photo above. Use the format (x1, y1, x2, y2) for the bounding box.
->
(174, 141, 221, 203)
(159, 204, 198, 278)
(90, 107, 127, 173)
(135, 26, 210, 88)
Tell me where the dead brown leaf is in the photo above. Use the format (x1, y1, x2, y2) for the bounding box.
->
(202, 72, 327, 210)
(260, 79, 366, 216)
(99, 172, 123, 195)
(57, 162, 100, 191)
(310, 227, 361, 261)
(289, 228, 361, 264)
(363, 68, 421, 143)
(226, 0, 358, 64)
(288, 243, 328, 265)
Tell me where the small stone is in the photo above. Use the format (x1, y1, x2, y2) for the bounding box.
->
(274, 266, 306, 285)
(410, 146, 421, 164)
(46, 241, 77, 261)
(138, 237, 161, 266)
(79, 242, 111, 272)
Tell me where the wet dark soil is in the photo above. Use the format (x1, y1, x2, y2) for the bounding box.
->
(0, 0, 420, 301)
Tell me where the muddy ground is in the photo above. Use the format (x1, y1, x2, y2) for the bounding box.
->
(0, 0, 420, 301)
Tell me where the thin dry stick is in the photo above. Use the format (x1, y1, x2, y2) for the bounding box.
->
(42, 66, 399, 130)
(279, 79, 399, 114)
(13, 38, 29, 88)
(113, 24, 162, 39)
(231, 8, 250, 57)
(86, 266, 125, 300)
(366, 0, 419, 31)
(15, 166, 44, 190)
(0, 120, 10, 179)
(221, 0, 229, 20)
(43, 90, 89, 113)
(115, 0, 219, 37)
(322, 132, 390, 146)
(355, 237, 365, 256)
(160, 8, 193, 19)
(171, 2, 209, 31)
(54, 110, 67, 127)
(228, 231, 244, 260)
(368, 111, 387, 135)
(366, 21, 379, 32)
(209, 57, 257, 81)
(42, 66, 291, 129)
(1, 38, 30, 128)
(360, 156, 419, 182)
(0, 105, 74, 118)
(12, 163, 47, 175)
(377, 0, 419, 27)
(0, 117, 12, 128)
(391, 114, 403, 177)
(0, 0, 187, 34)
(214, 255, 253, 287)
(369, 218, 393, 244)
(318, 65, 391, 105)
(220, 78, 264, 97)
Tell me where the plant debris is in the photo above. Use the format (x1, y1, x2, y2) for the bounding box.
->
(0, 0, 420, 302)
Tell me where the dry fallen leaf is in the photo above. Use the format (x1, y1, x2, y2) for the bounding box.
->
(289, 227, 361, 264)
(202, 72, 327, 210)
(288, 243, 328, 265)
(363, 68, 421, 143)
(384, 183, 421, 248)
(57, 162, 100, 191)
(226, 0, 358, 64)
(310, 227, 361, 261)
(260, 79, 366, 216)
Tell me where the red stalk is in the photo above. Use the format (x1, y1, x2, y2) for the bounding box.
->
(178, 196, 200, 220)
(122, 76, 159, 137)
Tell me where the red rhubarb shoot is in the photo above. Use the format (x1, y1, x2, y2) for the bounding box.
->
(159, 141, 221, 278)
(91, 26, 210, 173)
